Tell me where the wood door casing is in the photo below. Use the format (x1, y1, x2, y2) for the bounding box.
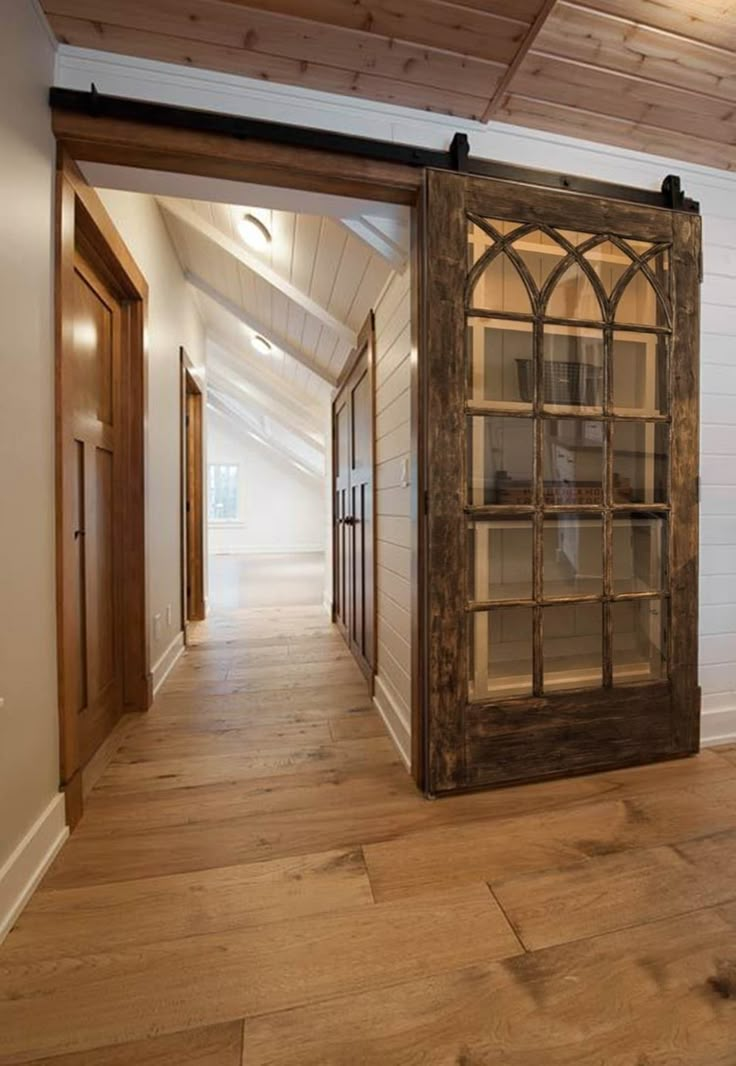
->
(332, 313, 376, 683)
(185, 377, 205, 623)
(423, 170, 701, 794)
(56, 152, 149, 827)
(71, 255, 125, 765)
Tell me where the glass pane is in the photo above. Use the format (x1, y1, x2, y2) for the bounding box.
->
(510, 228, 565, 292)
(545, 261, 603, 321)
(613, 422, 668, 504)
(612, 331, 667, 416)
(468, 519, 533, 603)
(612, 599, 666, 683)
(543, 420, 604, 506)
(584, 239, 631, 295)
(543, 603, 602, 692)
(613, 514, 666, 594)
(615, 253, 669, 326)
(468, 606, 533, 699)
(466, 318, 533, 409)
(470, 251, 532, 314)
(543, 327, 604, 411)
(467, 415, 534, 506)
(544, 515, 602, 598)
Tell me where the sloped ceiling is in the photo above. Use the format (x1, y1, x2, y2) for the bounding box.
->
(159, 194, 398, 398)
(46, 0, 736, 171)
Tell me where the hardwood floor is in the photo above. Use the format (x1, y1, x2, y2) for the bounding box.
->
(2, 605, 736, 1064)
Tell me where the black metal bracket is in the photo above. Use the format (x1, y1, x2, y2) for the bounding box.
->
(449, 132, 470, 172)
(662, 174, 686, 210)
(48, 86, 700, 214)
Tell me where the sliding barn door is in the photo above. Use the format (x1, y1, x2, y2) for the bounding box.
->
(424, 170, 701, 793)
(333, 314, 376, 682)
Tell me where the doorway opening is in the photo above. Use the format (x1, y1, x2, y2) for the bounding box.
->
(181, 350, 205, 632)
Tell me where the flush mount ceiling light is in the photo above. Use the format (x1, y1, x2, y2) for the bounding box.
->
(238, 212, 272, 251)
(252, 334, 272, 354)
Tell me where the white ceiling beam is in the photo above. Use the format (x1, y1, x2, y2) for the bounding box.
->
(186, 270, 337, 387)
(341, 217, 408, 273)
(207, 373, 324, 469)
(207, 390, 323, 480)
(80, 162, 409, 223)
(161, 197, 356, 347)
(207, 330, 325, 430)
(208, 360, 324, 454)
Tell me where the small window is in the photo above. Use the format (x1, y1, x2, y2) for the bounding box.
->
(208, 464, 239, 521)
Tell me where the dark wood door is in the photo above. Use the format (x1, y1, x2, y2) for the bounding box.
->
(70, 254, 125, 765)
(424, 170, 701, 794)
(333, 314, 376, 681)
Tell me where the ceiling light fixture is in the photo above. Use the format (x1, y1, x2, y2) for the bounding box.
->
(238, 212, 272, 251)
(252, 334, 272, 354)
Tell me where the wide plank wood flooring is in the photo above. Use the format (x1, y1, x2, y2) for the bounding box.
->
(2, 604, 736, 1064)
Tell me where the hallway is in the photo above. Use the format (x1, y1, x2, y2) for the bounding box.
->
(4, 606, 736, 1062)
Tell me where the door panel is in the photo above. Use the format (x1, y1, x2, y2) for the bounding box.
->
(71, 257, 124, 766)
(333, 315, 376, 681)
(424, 170, 701, 793)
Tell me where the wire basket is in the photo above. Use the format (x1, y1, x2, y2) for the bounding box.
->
(516, 359, 603, 406)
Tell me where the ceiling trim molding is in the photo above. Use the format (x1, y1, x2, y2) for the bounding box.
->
(185, 270, 338, 387)
(481, 0, 559, 123)
(160, 197, 356, 346)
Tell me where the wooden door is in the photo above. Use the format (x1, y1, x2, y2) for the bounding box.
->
(333, 314, 376, 681)
(424, 170, 701, 793)
(70, 253, 125, 766)
(184, 368, 205, 623)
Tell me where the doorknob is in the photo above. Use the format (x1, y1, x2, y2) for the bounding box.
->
(74, 529, 86, 539)
(343, 515, 358, 526)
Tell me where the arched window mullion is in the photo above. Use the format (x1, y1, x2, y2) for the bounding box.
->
(465, 217, 541, 310)
(539, 234, 609, 322)
(609, 243, 671, 328)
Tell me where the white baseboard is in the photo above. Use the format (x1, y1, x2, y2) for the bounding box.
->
(152, 631, 185, 697)
(0, 794, 68, 945)
(701, 705, 736, 747)
(373, 674, 411, 770)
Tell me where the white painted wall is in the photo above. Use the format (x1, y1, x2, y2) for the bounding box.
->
(207, 411, 325, 556)
(48, 50, 736, 748)
(373, 271, 413, 766)
(94, 189, 206, 674)
(0, 0, 67, 939)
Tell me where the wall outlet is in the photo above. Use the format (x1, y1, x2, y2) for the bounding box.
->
(166, 604, 172, 628)
(153, 613, 162, 641)
(400, 456, 410, 487)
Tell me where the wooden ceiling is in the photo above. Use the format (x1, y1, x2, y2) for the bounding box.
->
(44, 0, 736, 170)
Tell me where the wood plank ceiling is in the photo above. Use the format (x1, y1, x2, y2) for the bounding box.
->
(44, 0, 736, 171)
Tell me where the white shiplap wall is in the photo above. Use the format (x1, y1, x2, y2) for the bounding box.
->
(55, 47, 736, 750)
(373, 268, 413, 765)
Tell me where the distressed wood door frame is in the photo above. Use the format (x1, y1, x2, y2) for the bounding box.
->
(422, 169, 701, 794)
